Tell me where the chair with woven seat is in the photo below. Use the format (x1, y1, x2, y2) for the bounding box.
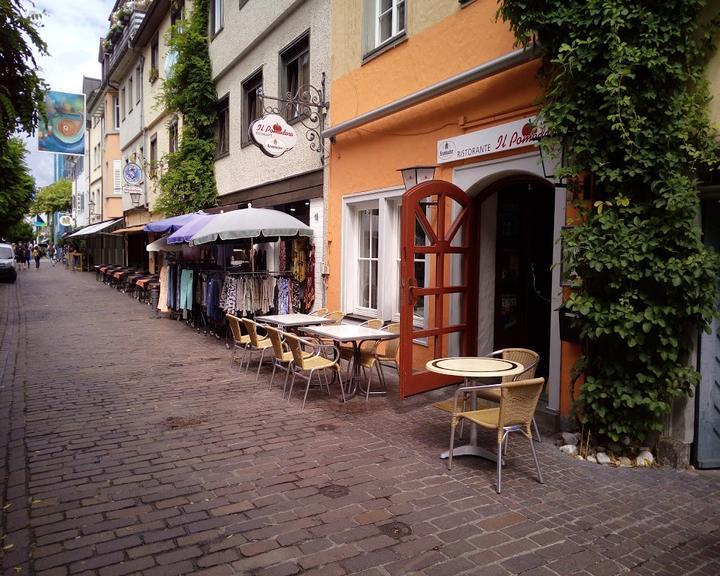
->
(226, 314, 251, 369)
(309, 307, 328, 317)
(339, 318, 384, 366)
(433, 348, 541, 441)
(265, 326, 311, 396)
(241, 318, 273, 380)
(285, 333, 346, 409)
(374, 322, 400, 386)
(322, 311, 345, 324)
(447, 377, 545, 494)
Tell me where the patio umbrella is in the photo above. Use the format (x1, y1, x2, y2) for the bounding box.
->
(146, 236, 184, 252)
(144, 211, 205, 233)
(189, 207, 313, 246)
(166, 213, 215, 244)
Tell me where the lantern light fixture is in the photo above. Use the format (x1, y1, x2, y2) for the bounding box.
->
(398, 165, 436, 192)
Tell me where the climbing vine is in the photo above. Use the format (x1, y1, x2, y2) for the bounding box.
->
(498, 1, 720, 442)
(154, 0, 217, 216)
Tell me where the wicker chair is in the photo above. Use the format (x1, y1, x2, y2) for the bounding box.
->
(309, 307, 328, 317)
(285, 333, 346, 409)
(374, 322, 400, 385)
(433, 348, 541, 441)
(265, 326, 311, 396)
(339, 318, 384, 364)
(322, 311, 345, 324)
(226, 314, 251, 369)
(241, 319, 273, 380)
(447, 377, 545, 494)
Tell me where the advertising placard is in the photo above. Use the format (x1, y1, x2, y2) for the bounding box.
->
(249, 113, 297, 158)
(37, 91, 86, 155)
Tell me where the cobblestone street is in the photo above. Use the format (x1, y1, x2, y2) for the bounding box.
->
(1, 266, 719, 576)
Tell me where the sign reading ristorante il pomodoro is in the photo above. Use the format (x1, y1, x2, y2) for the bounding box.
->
(249, 113, 297, 158)
(437, 116, 547, 164)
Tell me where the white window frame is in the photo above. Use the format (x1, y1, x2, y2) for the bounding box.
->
(375, 0, 405, 48)
(341, 187, 426, 328)
(113, 95, 120, 129)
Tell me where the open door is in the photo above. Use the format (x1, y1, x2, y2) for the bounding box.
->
(400, 180, 477, 397)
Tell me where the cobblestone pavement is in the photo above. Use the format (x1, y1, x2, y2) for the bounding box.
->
(1, 265, 719, 576)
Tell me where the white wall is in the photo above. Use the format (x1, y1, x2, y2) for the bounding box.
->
(210, 0, 330, 196)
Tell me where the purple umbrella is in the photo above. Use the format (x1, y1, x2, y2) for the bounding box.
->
(144, 211, 205, 233)
(166, 213, 216, 244)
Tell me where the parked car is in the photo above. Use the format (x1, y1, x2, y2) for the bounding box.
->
(0, 243, 17, 283)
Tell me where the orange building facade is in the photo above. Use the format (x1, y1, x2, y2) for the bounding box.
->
(324, 0, 578, 415)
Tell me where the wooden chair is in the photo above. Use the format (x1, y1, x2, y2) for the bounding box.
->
(285, 333, 346, 409)
(226, 314, 251, 369)
(309, 307, 328, 317)
(241, 319, 273, 380)
(447, 378, 545, 494)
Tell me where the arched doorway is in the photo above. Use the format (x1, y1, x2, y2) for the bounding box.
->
(473, 177, 555, 379)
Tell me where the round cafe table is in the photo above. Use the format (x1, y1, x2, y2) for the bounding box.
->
(426, 357, 525, 462)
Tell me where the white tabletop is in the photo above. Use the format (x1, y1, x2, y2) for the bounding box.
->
(256, 314, 332, 327)
(303, 324, 398, 342)
(425, 357, 524, 378)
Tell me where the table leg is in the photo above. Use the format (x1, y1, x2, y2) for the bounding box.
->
(440, 378, 502, 464)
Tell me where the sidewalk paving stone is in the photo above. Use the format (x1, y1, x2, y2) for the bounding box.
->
(1, 267, 719, 575)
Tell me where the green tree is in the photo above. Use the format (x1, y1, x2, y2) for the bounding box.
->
(0, 137, 35, 238)
(32, 179, 71, 215)
(0, 0, 48, 147)
(498, 1, 720, 443)
(4, 219, 33, 243)
(154, 0, 217, 216)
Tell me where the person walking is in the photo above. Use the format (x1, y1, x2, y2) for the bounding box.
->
(15, 244, 24, 270)
(24, 244, 31, 270)
(32, 246, 41, 269)
(47, 244, 56, 267)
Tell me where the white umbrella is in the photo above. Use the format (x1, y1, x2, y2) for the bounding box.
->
(189, 207, 313, 246)
(146, 236, 184, 252)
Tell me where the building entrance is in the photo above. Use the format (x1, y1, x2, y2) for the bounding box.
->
(479, 179, 554, 380)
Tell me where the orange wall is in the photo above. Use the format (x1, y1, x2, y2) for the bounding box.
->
(326, 2, 542, 310)
(103, 91, 123, 219)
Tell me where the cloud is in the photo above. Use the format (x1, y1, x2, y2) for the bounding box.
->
(22, 0, 113, 187)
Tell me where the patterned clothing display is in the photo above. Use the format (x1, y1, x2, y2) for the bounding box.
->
(158, 264, 169, 313)
(219, 275, 278, 316)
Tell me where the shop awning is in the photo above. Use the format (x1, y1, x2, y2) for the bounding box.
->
(167, 213, 215, 244)
(112, 224, 146, 234)
(67, 218, 123, 238)
(146, 236, 184, 252)
(189, 207, 313, 246)
(144, 211, 206, 233)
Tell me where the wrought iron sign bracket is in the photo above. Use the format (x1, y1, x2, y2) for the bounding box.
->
(257, 72, 330, 162)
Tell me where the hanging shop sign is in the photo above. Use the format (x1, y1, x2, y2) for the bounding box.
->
(123, 162, 143, 185)
(249, 113, 297, 158)
(437, 116, 548, 164)
(59, 214, 74, 226)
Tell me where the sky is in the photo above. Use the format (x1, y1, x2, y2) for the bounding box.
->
(23, 0, 114, 187)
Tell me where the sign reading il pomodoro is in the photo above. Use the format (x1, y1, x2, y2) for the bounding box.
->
(249, 113, 297, 158)
(437, 116, 546, 164)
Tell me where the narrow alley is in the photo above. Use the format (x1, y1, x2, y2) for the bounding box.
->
(1, 268, 719, 576)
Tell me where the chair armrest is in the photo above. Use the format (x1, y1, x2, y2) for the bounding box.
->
(451, 383, 503, 414)
(316, 343, 340, 363)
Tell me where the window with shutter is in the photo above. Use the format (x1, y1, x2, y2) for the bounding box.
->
(113, 160, 122, 195)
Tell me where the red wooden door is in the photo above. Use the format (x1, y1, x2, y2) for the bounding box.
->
(399, 180, 477, 397)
